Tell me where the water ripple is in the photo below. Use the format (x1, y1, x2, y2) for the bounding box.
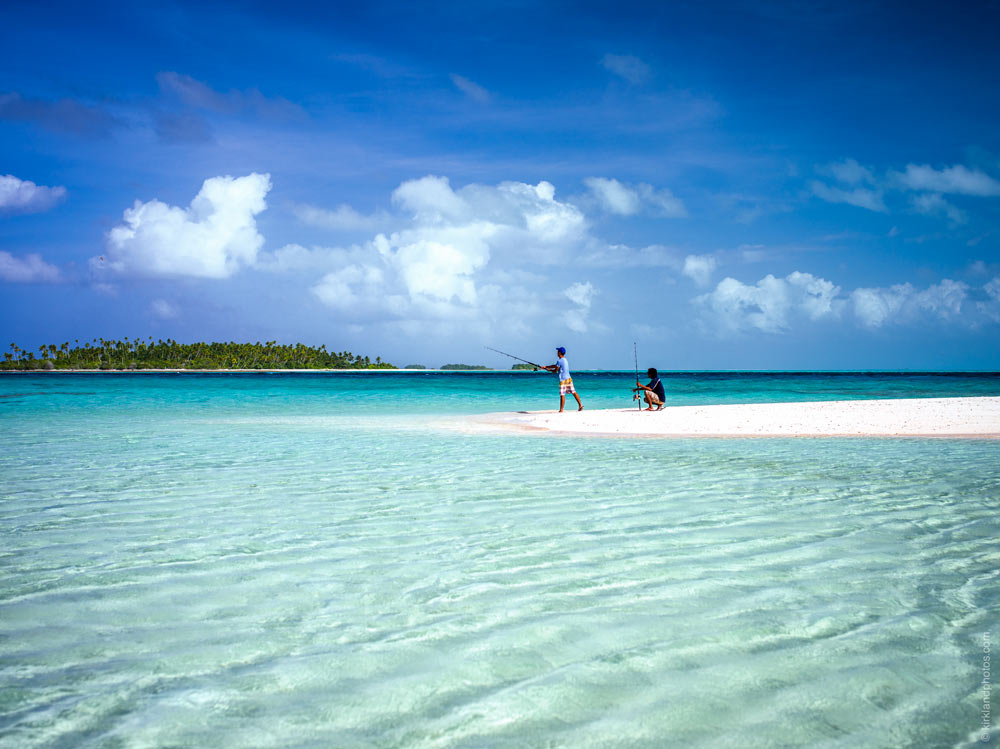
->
(2, 395, 998, 746)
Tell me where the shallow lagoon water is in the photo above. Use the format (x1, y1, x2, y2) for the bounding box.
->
(1, 373, 998, 747)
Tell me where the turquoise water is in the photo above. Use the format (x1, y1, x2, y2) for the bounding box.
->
(1, 373, 998, 747)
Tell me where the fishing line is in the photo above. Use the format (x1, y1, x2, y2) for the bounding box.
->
(484, 346, 544, 369)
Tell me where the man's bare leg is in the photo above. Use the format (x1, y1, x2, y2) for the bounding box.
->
(574, 393, 583, 411)
(559, 394, 565, 412)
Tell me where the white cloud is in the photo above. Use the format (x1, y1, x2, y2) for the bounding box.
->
(292, 203, 385, 232)
(820, 158, 875, 185)
(978, 277, 1000, 322)
(578, 243, 682, 268)
(564, 280, 595, 307)
(393, 176, 587, 254)
(392, 175, 469, 223)
(584, 177, 687, 217)
(0, 174, 66, 213)
(312, 264, 392, 311)
(585, 177, 640, 215)
(682, 254, 717, 287)
(638, 184, 687, 217)
(600, 54, 651, 84)
(789, 272, 843, 321)
(100, 172, 271, 279)
(851, 285, 910, 328)
(307, 176, 590, 327)
(392, 231, 490, 304)
(911, 192, 966, 223)
(698, 267, 994, 333)
(851, 279, 969, 327)
(149, 299, 178, 319)
(891, 164, 1000, 196)
(0, 251, 60, 283)
(809, 180, 887, 212)
(697, 271, 842, 333)
(915, 279, 968, 316)
(562, 281, 596, 332)
(256, 243, 355, 273)
(450, 74, 490, 103)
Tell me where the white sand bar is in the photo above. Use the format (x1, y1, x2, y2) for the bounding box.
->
(473, 397, 1000, 438)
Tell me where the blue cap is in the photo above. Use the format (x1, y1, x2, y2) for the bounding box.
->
(556, 347, 566, 355)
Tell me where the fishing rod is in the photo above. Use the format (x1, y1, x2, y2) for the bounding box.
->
(633, 341, 641, 411)
(485, 346, 545, 370)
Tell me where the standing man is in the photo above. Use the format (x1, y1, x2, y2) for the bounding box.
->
(634, 367, 665, 411)
(545, 346, 584, 412)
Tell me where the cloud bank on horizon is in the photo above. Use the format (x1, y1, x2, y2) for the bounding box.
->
(1, 1, 999, 368)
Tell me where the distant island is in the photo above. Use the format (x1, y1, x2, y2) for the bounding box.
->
(439, 364, 491, 371)
(2, 339, 396, 371)
(511, 363, 539, 371)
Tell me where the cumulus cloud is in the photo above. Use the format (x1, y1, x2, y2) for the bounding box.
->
(809, 180, 887, 212)
(697, 271, 842, 332)
(851, 279, 969, 328)
(450, 74, 490, 103)
(392, 231, 489, 305)
(682, 254, 717, 287)
(393, 176, 587, 254)
(100, 172, 271, 279)
(698, 269, 988, 333)
(0, 174, 66, 213)
(890, 164, 1000, 196)
(562, 281, 596, 332)
(850, 285, 910, 329)
(600, 54, 651, 84)
(584, 177, 686, 217)
(312, 264, 394, 311)
(0, 251, 61, 283)
(304, 176, 591, 326)
(392, 175, 470, 223)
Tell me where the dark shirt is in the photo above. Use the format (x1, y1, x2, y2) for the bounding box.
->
(647, 378, 665, 402)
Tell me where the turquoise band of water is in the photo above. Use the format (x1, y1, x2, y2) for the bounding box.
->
(1, 374, 998, 746)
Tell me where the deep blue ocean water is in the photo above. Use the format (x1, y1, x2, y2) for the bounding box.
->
(1, 372, 998, 747)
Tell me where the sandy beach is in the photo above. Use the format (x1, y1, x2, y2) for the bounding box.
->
(472, 396, 1000, 438)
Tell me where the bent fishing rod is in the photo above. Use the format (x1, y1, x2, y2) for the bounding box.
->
(485, 346, 545, 369)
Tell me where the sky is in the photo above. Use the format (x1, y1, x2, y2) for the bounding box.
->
(2, 0, 999, 370)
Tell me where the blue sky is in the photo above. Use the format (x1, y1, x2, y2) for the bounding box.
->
(2, 0, 999, 369)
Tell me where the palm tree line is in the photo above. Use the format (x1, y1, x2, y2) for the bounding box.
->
(2, 338, 395, 370)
